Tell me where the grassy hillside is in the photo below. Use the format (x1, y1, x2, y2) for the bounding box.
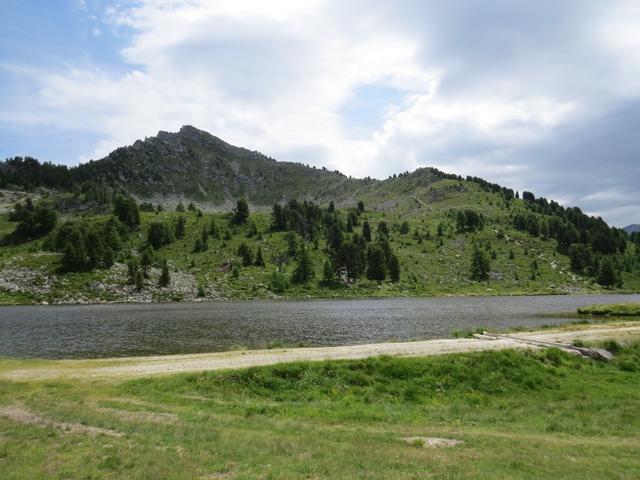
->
(1, 126, 638, 304)
(1, 342, 640, 478)
(1, 175, 638, 305)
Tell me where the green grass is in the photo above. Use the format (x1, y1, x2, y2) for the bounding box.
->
(1, 345, 640, 478)
(577, 303, 640, 316)
(1, 179, 639, 304)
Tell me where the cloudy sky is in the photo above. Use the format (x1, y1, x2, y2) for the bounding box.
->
(1, 0, 639, 226)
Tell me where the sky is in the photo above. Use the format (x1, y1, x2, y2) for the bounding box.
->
(0, 1, 639, 227)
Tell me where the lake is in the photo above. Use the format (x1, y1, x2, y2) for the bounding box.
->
(0, 294, 638, 359)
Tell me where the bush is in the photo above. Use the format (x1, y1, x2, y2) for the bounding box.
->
(269, 271, 289, 293)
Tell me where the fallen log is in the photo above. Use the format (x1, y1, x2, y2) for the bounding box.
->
(478, 332, 614, 361)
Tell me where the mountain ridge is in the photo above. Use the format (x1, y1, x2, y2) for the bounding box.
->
(0, 125, 638, 304)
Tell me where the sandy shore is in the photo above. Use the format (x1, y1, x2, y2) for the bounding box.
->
(3, 322, 639, 381)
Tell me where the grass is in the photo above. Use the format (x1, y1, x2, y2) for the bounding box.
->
(1, 345, 640, 478)
(577, 303, 640, 316)
(4, 178, 636, 305)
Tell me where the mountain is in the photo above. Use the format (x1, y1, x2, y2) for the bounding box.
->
(0, 126, 454, 211)
(74, 125, 373, 206)
(0, 126, 638, 305)
(624, 224, 640, 234)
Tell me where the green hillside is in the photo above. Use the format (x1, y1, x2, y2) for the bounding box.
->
(0, 127, 638, 304)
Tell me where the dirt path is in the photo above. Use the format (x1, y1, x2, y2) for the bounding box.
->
(3, 322, 639, 381)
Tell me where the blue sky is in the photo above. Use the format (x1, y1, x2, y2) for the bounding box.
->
(1, 0, 639, 226)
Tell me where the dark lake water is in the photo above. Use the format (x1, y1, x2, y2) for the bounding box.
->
(1, 294, 638, 359)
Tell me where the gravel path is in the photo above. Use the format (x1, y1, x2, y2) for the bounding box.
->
(3, 322, 639, 381)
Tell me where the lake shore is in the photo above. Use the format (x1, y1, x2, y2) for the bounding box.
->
(3, 320, 639, 381)
(1, 321, 640, 479)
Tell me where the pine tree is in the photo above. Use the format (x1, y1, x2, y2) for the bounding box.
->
(346, 216, 353, 233)
(322, 258, 335, 283)
(127, 259, 139, 284)
(135, 269, 144, 291)
(357, 200, 365, 213)
(141, 246, 154, 278)
(366, 244, 387, 285)
(232, 198, 250, 224)
(237, 243, 254, 266)
(597, 259, 617, 288)
(104, 217, 123, 252)
(362, 221, 372, 242)
(293, 244, 314, 284)
(114, 196, 140, 230)
(271, 203, 286, 231)
(254, 247, 265, 267)
(148, 222, 174, 249)
(388, 253, 400, 282)
(376, 221, 389, 239)
(400, 221, 410, 235)
(174, 216, 186, 239)
(327, 223, 343, 250)
(159, 260, 170, 287)
(470, 244, 490, 281)
(285, 231, 298, 256)
(62, 239, 87, 271)
(246, 221, 258, 238)
(201, 226, 209, 249)
(336, 240, 364, 283)
(103, 247, 114, 268)
(176, 202, 185, 212)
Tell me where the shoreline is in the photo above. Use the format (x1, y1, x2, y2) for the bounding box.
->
(1, 290, 640, 308)
(3, 321, 639, 381)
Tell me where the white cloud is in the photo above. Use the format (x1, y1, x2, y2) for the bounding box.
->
(2, 0, 639, 225)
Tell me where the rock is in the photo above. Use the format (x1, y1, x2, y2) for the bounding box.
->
(400, 436, 464, 448)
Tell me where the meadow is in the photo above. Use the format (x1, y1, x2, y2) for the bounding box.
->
(1, 341, 639, 479)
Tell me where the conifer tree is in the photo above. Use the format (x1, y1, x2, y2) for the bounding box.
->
(254, 247, 265, 267)
(293, 243, 314, 284)
(366, 244, 387, 285)
(388, 253, 400, 282)
(127, 259, 139, 285)
(175, 216, 186, 239)
(114, 196, 140, 230)
(322, 258, 335, 283)
(470, 243, 490, 280)
(237, 243, 254, 266)
(141, 246, 154, 278)
(376, 221, 389, 239)
(362, 221, 372, 242)
(232, 198, 250, 224)
(135, 269, 144, 291)
(159, 260, 170, 287)
(597, 258, 617, 288)
(271, 203, 286, 231)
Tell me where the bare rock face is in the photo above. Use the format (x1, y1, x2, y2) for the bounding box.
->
(0, 266, 56, 295)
